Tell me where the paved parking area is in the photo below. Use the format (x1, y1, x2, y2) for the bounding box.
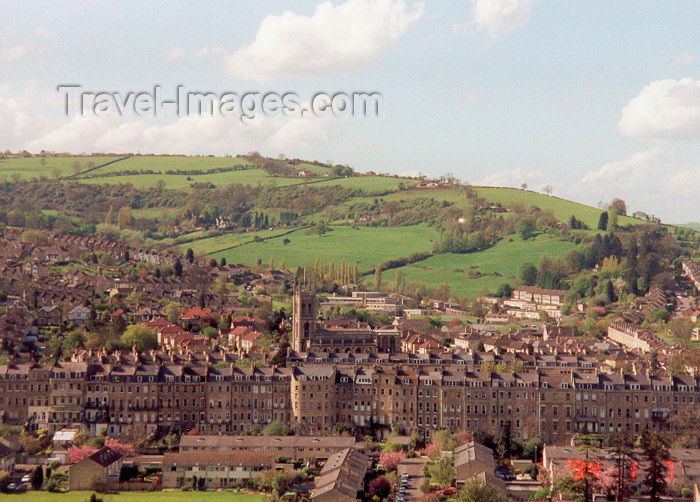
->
(397, 457, 428, 501)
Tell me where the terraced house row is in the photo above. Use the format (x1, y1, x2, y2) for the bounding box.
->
(0, 350, 698, 444)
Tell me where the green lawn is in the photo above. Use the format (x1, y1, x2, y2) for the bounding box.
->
(0, 156, 121, 180)
(474, 186, 642, 228)
(395, 234, 578, 299)
(0, 492, 263, 502)
(210, 224, 439, 271)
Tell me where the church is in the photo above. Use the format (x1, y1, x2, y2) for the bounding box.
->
(291, 278, 400, 354)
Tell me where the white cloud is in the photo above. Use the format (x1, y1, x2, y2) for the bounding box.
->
(193, 46, 225, 57)
(223, 0, 424, 82)
(0, 43, 31, 62)
(674, 52, 693, 66)
(565, 148, 700, 223)
(163, 46, 186, 61)
(0, 27, 50, 61)
(22, 111, 339, 158)
(0, 85, 55, 150)
(618, 78, 700, 140)
(459, 91, 481, 103)
(477, 167, 548, 188)
(471, 0, 539, 39)
(0, 84, 342, 157)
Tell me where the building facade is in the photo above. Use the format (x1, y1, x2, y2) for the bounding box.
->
(2, 352, 700, 444)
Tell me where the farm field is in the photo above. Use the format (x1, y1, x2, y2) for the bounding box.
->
(0, 491, 264, 502)
(474, 186, 641, 229)
(395, 234, 578, 298)
(0, 156, 122, 179)
(77, 168, 308, 190)
(177, 229, 283, 256)
(210, 224, 440, 272)
(88, 155, 249, 173)
(309, 175, 418, 194)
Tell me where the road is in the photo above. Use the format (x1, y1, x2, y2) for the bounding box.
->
(397, 457, 428, 501)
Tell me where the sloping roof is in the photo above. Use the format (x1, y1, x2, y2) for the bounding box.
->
(312, 448, 368, 500)
(454, 441, 496, 469)
(85, 446, 122, 467)
(180, 435, 356, 450)
(163, 451, 275, 468)
(0, 441, 15, 458)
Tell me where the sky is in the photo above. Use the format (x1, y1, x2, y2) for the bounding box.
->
(1, 0, 700, 223)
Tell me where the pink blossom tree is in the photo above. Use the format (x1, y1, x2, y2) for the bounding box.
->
(104, 438, 136, 457)
(68, 444, 97, 464)
(379, 451, 405, 471)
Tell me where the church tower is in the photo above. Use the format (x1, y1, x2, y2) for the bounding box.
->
(292, 272, 317, 353)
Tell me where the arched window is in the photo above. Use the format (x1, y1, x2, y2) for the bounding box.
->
(303, 322, 310, 337)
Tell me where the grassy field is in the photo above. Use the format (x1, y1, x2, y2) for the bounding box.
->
(474, 186, 641, 229)
(309, 175, 418, 194)
(0, 156, 122, 180)
(395, 234, 578, 298)
(0, 492, 263, 502)
(210, 224, 439, 271)
(90, 155, 248, 173)
(177, 229, 283, 256)
(78, 168, 308, 190)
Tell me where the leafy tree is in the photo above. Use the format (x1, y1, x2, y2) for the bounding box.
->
(455, 478, 505, 502)
(517, 218, 537, 240)
(31, 465, 43, 490)
(519, 262, 537, 286)
(606, 432, 636, 501)
(497, 422, 512, 461)
(602, 279, 615, 304)
(668, 317, 694, 348)
(369, 476, 392, 499)
(597, 211, 609, 230)
(174, 258, 183, 277)
(394, 269, 405, 292)
(374, 264, 382, 290)
(610, 198, 627, 216)
(117, 206, 133, 229)
(263, 421, 289, 436)
(165, 302, 183, 323)
(641, 427, 670, 502)
(120, 325, 158, 351)
(62, 330, 86, 354)
(496, 283, 513, 298)
(201, 326, 218, 339)
(331, 422, 353, 436)
(427, 456, 455, 488)
(523, 437, 542, 462)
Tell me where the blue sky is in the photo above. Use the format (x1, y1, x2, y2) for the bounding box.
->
(1, 0, 699, 222)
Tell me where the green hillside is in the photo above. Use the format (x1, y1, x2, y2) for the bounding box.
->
(0, 155, 122, 179)
(394, 234, 577, 298)
(0, 153, 673, 299)
(209, 224, 439, 272)
(473, 186, 640, 228)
